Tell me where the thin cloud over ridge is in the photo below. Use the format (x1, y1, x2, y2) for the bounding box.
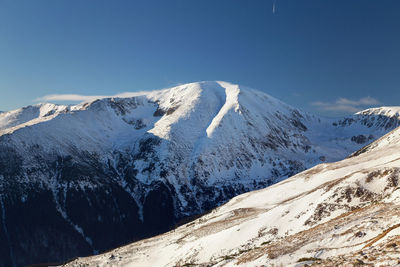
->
(35, 92, 150, 103)
(311, 97, 381, 113)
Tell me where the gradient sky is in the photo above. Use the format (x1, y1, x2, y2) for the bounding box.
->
(1, 0, 400, 116)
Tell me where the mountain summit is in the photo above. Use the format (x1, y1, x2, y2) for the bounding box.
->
(0, 81, 399, 266)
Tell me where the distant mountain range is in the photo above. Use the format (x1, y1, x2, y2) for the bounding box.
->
(0, 81, 399, 266)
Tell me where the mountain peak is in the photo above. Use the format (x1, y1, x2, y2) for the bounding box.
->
(356, 106, 400, 117)
(0, 102, 68, 132)
(1, 82, 400, 265)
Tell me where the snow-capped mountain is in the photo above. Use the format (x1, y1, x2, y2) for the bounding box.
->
(65, 122, 400, 267)
(0, 81, 399, 266)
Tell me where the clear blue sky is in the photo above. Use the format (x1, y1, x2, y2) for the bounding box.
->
(1, 0, 400, 116)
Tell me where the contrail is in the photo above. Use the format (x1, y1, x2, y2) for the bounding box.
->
(272, 0, 277, 14)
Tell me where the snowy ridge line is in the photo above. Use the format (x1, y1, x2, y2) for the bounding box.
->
(205, 81, 240, 138)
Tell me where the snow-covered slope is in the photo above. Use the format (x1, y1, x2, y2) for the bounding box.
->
(64, 126, 400, 267)
(332, 106, 400, 141)
(0, 81, 399, 266)
(0, 103, 68, 131)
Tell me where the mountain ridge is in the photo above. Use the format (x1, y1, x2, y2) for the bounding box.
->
(64, 125, 400, 267)
(0, 81, 399, 266)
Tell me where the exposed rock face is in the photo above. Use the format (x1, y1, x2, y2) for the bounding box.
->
(351, 134, 373, 144)
(0, 81, 399, 266)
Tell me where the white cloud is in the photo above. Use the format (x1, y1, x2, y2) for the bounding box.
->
(36, 94, 107, 102)
(311, 97, 381, 113)
(35, 92, 149, 103)
(335, 97, 380, 106)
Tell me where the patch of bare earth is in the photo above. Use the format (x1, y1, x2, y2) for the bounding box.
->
(236, 203, 400, 264)
(311, 235, 400, 267)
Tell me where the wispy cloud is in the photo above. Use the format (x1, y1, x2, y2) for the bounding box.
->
(35, 92, 149, 103)
(311, 97, 381, 113)
(36, 94, 108, 102)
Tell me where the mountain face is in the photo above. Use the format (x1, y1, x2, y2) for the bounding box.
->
(65, 124, 400, 267)
(0, 81, 399, 266)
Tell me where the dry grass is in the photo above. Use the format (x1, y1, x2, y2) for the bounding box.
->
(363, 223, 400, 248)
(311, 235, 400, 266)
(236, 203, 389, 264)
(184, 208, 263, 240)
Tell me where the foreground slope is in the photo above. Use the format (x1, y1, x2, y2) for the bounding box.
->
(0, 81, 399, 266)
(65, 126, 400, 267)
